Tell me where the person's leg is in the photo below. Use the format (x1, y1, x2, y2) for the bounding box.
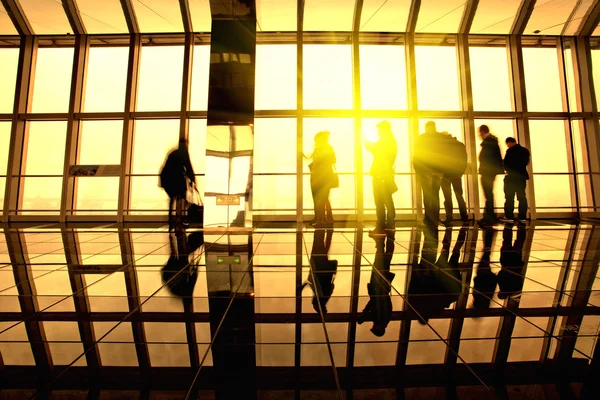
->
(175, 195, 184, 231)
(452, 176, 468, 221)
(516, 179, 528, 220)
(168, 195, 175, 231)
(430, 174, 443, 226)
(481, 175, 495, 221)
(420, 174, 433, 226)
(315, 187, 326, 224)
(325, 188, 333, 223)
(503, 175, 516, 220)
(384, 182, 395, 229)
(440, 177, 453, 221)
(373, 177, 386, 229)
(310, 179, 318, 222)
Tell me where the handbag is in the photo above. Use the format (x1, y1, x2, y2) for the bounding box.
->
(186, 185, 204, 225)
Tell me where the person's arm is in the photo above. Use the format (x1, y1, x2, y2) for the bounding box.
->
(183, 150, 196, 183)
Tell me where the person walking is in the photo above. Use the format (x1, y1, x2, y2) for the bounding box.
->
(365, 120, 398, 236)
(160, 138, 196, 233)
(477, 125, 504, 226)
(306, 131, 337, 228)
(440, 132, 469, 225)
(413, 121, 449, 230)
(502, 137, 530, 224)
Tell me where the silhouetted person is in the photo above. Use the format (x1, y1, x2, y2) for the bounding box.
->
(498, 224, 526, 299)
(440, 132, 469, 224)
(407, 227, 461, 324)
(305, 131, 337, 228)
(473, 227, 497, 310)
(413, 121, 450, 229)
(303, 228, 337, 313)
(160, 138, 196, 232)
(365, 120, 398, 236)
(357, 236, 395, 336)
(503, 137, 530, 224)
(477, 125, 504, 226)
(161, 230, 205, 299)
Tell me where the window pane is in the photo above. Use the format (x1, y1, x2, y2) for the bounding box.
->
(361, 0, 410, 32)
(189, 0, 212, 32)
(23, 121, 67, 175)
(563, 46, 579, 112)
(190, 46, 210, 111)
(255, 45, 296, 110)
(79, 120, 123, 165)
(0, 48, 18, 113)
(256, 0, 296, 31)
(470, 0, 520, 34)
(522, 47, 563, 112)
(0, 2, 17, 34)
(19, 0, 72, 34)
(525, 0, 580, 35)
(571, 120, 588, 173)
(591, 50, 600, 110)
(130, 176, 167, 212)
(137, 46, 184, 111)
(75, 177, 119, 213)
(254, 175, 296, 210)
(21, 177, 63, 212)
(84, 47, 129, 112)
(254, 118, 296, 173)
(470, 46, 512, 111)
(303, 45, 353, 110)
(534, 175, 574, 209)
(360, 45, 407, 110)
(416, 46, 460, 111)
(131, 0, 183, 33)
(188, 119, 207, 174)
(363, 118, 410, 173)
(304, 0, 353, 31)
(529, 120, 569, 173)
(303, 118, 354, 173)
(0, 122, 10, 176)
(77, 0, 129, 33)
(416, 0, 465, 33)
(31, 48, 74, 113)
(132, 120, 179, 174)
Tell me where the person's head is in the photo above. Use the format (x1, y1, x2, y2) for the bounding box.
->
(314, 131, 330, 147)
(425, 121, 437, 134)
(478, 124, 490, 140)
(506, 137, 517, 148)
(377, 120, 392, 137)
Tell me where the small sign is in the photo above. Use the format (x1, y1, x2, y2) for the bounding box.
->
(217, 256, 241, 264)
(69, 165, 121, 177)
(216, 195, 241, 206)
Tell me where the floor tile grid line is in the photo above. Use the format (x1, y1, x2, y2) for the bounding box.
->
(185, 232, 264, 400)
(388, 228, 597, 361)
(0, 227, 172, 336)
(32, 230, 228, 399)
(339, 228, 493, 391)
(0, 230, 126, 294)
(300, 230, 344, 400)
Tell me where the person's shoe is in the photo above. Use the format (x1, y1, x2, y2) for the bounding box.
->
(461, 215, 469, 223)
(369, 227, 387, 237)
(307, 218, 317, 225)
(517, 218, 527, 225)
(442, 218, 454, 226)
(385, 224, 396, 232)
(499, 217, 514, 224)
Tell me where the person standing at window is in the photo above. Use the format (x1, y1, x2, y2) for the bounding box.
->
(306, 131, 337, 228)
(365, 120, 398, 237)
(477, 125, 504, 226)
(440, 131, 469, 225)
(502, 137, 530, 224)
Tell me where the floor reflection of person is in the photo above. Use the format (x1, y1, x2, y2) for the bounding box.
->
(305, 131, 337, 228)
(303, 228, 337, 313)
(407, 227, 462, 324)
(473, 227, 497, 310)
(498, 224, 526, 299)
(159, 138, 196, 232)
(358, 235, 395, 337)
(161, 229, 205, 300)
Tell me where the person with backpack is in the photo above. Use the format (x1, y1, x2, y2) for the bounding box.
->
(160, 138, 196, 232)
(477, 124, 504, 226)
(502, 137, 530, 224)
(440, 132, 469, 225)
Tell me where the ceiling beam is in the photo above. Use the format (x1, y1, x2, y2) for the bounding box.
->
(179, 0, 193, 33)
(62, 0, 87, 35)
(459, 0, 479, 34)
(577, 0, 600, 36)
(1, 0, 33, 35)
(510, 0, 536, 35)
(406, 0, 421, 33)
(120, 0, 140, 34)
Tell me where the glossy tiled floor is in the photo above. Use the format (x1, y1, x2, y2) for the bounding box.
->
(0, 221, 599, 399)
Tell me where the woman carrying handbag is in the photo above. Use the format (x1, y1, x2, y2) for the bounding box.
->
(305, 131, 338, 228)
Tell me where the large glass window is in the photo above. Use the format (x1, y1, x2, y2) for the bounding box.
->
(470, 46, 512, 111)
(591, 50, 600, 109)
(522, 47, 564, 112)
(136, 46, 184, 112)
(190, 46, 210, 111)
(360, 45, 407, 110)
(0, 122, 11, 206)
(31, 48, 74, 113)
(84, 47, 129, 112)
(303, 45, 353, 110)
(0, 48, 19, 113)
(415, 46, 460, 110)
(255, 45, 297, 110)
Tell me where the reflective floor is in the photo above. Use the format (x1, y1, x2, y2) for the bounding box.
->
(0, 220, 599, 399)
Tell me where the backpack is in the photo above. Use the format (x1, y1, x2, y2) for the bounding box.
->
(444, 137, 468, 177)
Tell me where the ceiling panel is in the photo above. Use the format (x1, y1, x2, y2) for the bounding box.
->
(188, 0, 211, 32)
(470, 0, 521, 34)
(416, 0, 465, 33)
(0, 1, 17, 34)
(525, 0, 580, 35)
(562, 0, 595, 35)
(19, 0, 73, 34)
(360, 0, 410, 32)
(131, 0, 184, 33)
(257, 0, 296, 31)
(304, 0, 354, 31)
(76, 0, 128, 33)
